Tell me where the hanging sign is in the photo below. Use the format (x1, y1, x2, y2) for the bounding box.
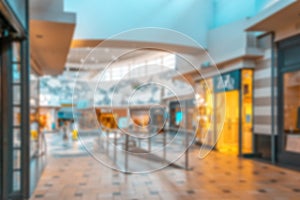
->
(213, 70, 240, 93)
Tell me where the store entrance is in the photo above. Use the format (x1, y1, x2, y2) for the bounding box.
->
(278, 34, 300, 166)
(0, 30, 30, 200)
(216, 90, 239, 154)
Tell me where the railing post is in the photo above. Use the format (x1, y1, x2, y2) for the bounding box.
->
(148, 135, 151, 152)
(114, 131, 117, 164)
(185, 131, 189, 170)
(106, 130, 109, 153)
(163, 131, 167, 160)
(125, 134, 129, 172)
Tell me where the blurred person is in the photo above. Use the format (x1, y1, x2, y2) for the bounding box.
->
(71, 120, 78, 140)
(62, 121, 68, 140)
(30, 120, 39, 140)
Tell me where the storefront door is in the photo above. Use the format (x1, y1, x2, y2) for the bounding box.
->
(216, 90, 239, 154)
(213, 69, 253, 155)
(0, 1, 30, 199)
(278, 34, 300, 166)
(0, 30, 30, 200)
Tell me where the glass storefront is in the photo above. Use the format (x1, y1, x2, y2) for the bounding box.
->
(241, 70, 253, 154)
(196, 69, 253, 155)
(169, 99, 195, 130)
(12, 41, 22, 192)
(30, 73, 39, 157)
(0, 1, 29, 199)
(216, 90, 239, 153)
(283, 71, 300, 153)
(278, 34, 300, 166)
(195, 79, 214, 145)
(169, 101, 181, 129)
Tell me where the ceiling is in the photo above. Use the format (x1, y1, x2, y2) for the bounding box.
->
(30, 20, 75, 75)
(63, 47, 173, 82)
(30, 0, 76, 76)
(65, 39, 205, 72)
(70, 39, 204, 54)
(247, 0, 300, 31)
(67, 47, 162, 65)
(29, 0, 205, 77)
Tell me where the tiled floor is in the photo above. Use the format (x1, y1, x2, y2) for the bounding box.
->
(30, 133, 300, 200)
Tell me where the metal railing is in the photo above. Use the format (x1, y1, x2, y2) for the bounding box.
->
(101, 126, 195, 172)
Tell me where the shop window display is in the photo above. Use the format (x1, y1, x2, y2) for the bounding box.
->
(11, 41, 23, 192)
(195, 70, 253, 155)
(241, 70, 253, 154)
(99, 113, 118, 129)
(129, 108, 151, 133)
(195, 79, 214, 145)
(169, 102, 181, 129)
(30, 73, 41, 157)
(149, 107, 166, 133)
(284, 71, 300, 153)
(216, 90, 239, 153)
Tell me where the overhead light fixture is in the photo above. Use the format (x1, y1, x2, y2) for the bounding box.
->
(36, 34, 43, 39)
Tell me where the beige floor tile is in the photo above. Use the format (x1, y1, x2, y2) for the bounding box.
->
(30, 136, 300, 200)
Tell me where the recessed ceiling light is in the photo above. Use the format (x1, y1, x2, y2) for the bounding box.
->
(36, 34, 43, 39)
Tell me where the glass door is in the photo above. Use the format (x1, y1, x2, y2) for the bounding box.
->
(216, 90, 239, 154)
(12, 42, 22, 192)
(195, 79, 214, 145)
(1, 37, 30, 200)
(277, 35, 300, 166)
(0, 1, 29, 199)
(283, 70, 300, 153)
(241, 69, 253, 154)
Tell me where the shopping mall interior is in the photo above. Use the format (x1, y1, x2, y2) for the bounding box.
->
(1, 0, 300, 199)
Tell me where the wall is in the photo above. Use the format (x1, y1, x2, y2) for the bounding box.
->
(64, 0, 213, 48)
(253, 34, 276, 159)
(30, 0, 75, 23)
(253, 34, 276, 135)
(275, 20, 300, 42)
(175, 52, 208, 74)
(207, 19, 262, 64)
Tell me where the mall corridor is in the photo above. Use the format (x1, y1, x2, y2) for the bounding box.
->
(2, 0, 300, 199)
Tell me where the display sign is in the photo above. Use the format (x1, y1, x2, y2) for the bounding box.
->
(58, 111, 73, 119)
(77, 100, 91, 109)
(58, 108, 75, 119)
(213, 70, 240, 93)
(286, 134, 300, 154)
